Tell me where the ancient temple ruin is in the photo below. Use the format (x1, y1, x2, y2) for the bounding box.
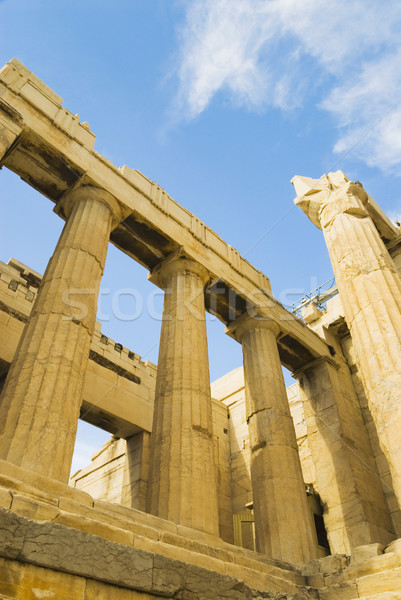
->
(0, 58, 401, 599)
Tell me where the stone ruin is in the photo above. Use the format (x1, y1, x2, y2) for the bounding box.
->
(0, 58, 401, 599)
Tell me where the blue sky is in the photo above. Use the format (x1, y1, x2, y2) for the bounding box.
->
(1, 0, 401, 471)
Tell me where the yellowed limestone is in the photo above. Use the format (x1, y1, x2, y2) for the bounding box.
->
(227, 314, 317, 564)
(293, 171, 401, 511)
(0, 186, 122, 481)
(294, 357, 395, 554)
(1, 58, 401, 600)
(146, 253, 220, 536)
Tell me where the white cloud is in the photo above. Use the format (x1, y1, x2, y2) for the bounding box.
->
(172, 0, 401, 173)
(322, 47, 401, 172)
(174, 0, 277, 118)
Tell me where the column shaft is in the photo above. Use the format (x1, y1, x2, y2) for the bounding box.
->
(294, 172, 401, 507)
(147, 256, 219, 536)
(230, 317, 316, 564)
(0, 186, 116, 482)
(297, 358, 395, 554)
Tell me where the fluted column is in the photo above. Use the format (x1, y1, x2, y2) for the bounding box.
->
(0, 185, 122, 482)
(295, 357, 395, 553)
(147, 254, 219, 536)
(227, 314, 316, 564)
(293, 170, 401, 508)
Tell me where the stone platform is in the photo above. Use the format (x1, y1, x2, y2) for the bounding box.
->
(0, 460, 400, 599)
(0, 460, 309, 599)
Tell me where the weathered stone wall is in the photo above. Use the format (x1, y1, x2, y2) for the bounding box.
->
(0, 258, 40, 380)
(0, 506, 305, 600)
(71, 437, 129, 504)
(212, 398, 234, 544)
(301, 292, 401, 539)
(2, 470, 401, 600)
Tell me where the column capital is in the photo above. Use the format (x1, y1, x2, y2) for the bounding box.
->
(225, 311, 280, 342)
(55, 185, 126, 229)
(149, 250, 210, 289)
(292, 170, 368, 230)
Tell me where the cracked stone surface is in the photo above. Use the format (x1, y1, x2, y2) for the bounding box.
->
(0, 508, 310, 599)
(153, 554, 251, 599)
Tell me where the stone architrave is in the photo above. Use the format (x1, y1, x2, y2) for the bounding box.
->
(0, 186, 123, 482)
(147, 254, 219, 536)
(293, 171, 401, 508)
(227, 314, 317, 564)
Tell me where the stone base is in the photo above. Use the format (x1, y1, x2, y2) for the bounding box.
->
(0, 460, 400, 599)
(0, 460, 311, 599)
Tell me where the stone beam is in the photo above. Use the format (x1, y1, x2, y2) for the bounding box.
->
(0, 58, 331, 369)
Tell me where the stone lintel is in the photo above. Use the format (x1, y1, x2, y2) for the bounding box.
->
(0, 58, 96, 149)
(0, 96, 24, 125)
(0, 103, 24, 164)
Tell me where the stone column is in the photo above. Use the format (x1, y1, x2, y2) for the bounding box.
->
(295, 357, 395, 554)
(0, 185, 121, 482)
(293, 171, 401, 508)
(147, 254, 219, 536)
(227, 314, 316, 564)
